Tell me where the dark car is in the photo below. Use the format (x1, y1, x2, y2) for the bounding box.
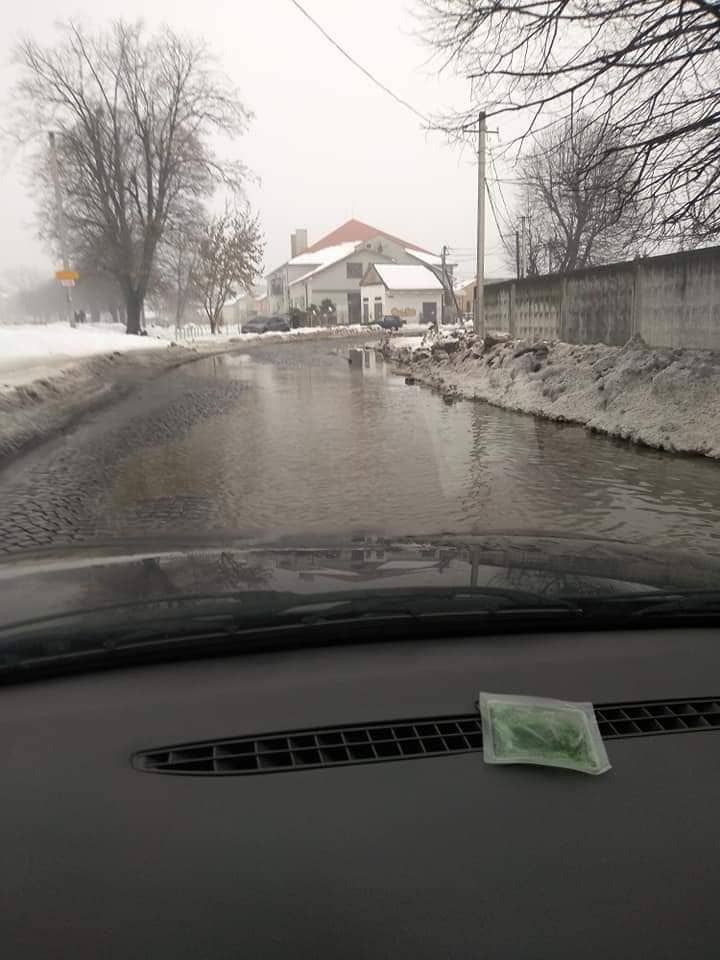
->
(241, 315, 291, 334)
(373, 315, 405, 331)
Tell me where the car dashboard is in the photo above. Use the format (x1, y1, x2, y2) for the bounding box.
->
(2, 625, 720, 958)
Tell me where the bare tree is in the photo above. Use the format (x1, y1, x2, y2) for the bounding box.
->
(195, 211, 264, 334)
(419, 1, 720, 242)
(14, 20, 250, 334)
(507, 115, 647, 275)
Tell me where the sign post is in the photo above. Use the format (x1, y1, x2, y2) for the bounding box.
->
(48, 132, 77, 326)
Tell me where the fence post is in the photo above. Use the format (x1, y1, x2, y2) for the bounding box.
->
(632, 260, 642, 338)
(559, 277, 567, 342)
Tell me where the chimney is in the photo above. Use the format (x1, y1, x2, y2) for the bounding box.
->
(290, 228, 308, 259)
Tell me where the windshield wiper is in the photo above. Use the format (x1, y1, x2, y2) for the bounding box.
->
(577, 589, 720, 619)
(279, 587, 581, 622)
(0, 586, 581, 677)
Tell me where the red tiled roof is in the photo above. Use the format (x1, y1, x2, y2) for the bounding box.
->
(304, 218, 432, 255)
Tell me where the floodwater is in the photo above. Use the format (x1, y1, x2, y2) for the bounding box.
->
(100, 338, 720, 555)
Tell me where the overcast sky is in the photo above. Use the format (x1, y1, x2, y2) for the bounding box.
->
(0, 0, 516, 286)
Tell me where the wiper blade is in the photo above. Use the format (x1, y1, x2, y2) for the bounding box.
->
(565, 589, 720, 620)
(280, 587, 581, 623)
(0, 587, 580, 676)
(608, 590, 720, 617)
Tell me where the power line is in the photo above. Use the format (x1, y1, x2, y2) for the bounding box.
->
(486, 181, 509, 256)
(487, 149, 515, 229)
(287, 0, 428, 124)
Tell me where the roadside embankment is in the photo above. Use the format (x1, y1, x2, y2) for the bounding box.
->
(382, 329, 720, 459)
(0, 324, 369, 465)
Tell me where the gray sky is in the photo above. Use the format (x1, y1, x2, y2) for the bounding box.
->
(0, 0, 515, 285)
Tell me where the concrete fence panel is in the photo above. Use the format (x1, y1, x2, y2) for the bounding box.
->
(562, 265, 635, 346)
(483, 243, 720, 349)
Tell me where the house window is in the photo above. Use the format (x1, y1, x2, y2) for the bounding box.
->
(362, 302, 369, 323)
(346, 262, 363, 279)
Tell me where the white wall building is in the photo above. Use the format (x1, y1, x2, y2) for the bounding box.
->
(266, 219, 447, 324)
(360, 264, 444, 325)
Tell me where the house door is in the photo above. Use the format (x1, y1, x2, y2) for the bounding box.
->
(373, 300, 383, 322)
(422, 301, 438, 324)
(347, 291, 361, 325)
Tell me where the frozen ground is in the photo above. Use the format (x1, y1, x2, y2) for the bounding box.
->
(384, 330, 720, 459)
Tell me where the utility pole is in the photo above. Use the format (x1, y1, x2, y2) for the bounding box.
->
(48, 132, 75, 327)
(520, 215, 527, 279)
(515, 229, 521, 280)
(474, 110, 486, 338)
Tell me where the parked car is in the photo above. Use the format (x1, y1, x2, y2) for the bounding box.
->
(241, 316, 291, 334)
(372, 315, 405, 331)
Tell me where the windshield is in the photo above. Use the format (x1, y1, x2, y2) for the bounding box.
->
(1, 2, 719, 662)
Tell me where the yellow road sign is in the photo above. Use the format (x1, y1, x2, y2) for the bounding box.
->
(55, 270, 80, 282)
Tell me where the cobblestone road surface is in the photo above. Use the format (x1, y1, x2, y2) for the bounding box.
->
(0, 361, 249, 553)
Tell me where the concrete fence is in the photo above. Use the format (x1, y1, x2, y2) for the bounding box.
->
(485, 244, 720, 349)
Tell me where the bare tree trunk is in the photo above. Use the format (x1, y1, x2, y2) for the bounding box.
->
(209, 308, 222, 335)
(125, 288, 143, 335)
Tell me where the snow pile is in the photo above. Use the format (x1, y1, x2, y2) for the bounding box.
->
(383, 331, 720, 459)
(0, 323, 167, 387)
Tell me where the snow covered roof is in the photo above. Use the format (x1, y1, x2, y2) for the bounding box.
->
(287, 250, 325, 267)
(369, 264, 443, 291)
(404, 248, 442, 267)
(267, 219, 436, 276)
(288, 242, 361, 286)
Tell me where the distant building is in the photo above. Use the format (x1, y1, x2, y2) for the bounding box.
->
(266, 219, 448, 324)
(360, 264, 444, 325)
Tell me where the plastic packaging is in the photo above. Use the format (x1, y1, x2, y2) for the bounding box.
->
(478, 692, 611, 775)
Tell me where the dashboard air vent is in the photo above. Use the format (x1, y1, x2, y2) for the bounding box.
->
(134, 697, 720, 776)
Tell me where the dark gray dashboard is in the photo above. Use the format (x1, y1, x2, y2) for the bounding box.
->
(2, 626, 719, 958)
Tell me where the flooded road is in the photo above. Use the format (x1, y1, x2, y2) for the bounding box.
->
(1, 337, 720, 555)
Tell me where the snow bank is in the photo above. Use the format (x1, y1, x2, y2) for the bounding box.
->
(0, 323, 167, 388)
(383, 331, 720, 459)
(0, 322, 373, 389)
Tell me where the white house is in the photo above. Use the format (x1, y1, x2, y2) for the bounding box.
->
(360, 264, 444, 325)
(266, 219, 447, 324)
